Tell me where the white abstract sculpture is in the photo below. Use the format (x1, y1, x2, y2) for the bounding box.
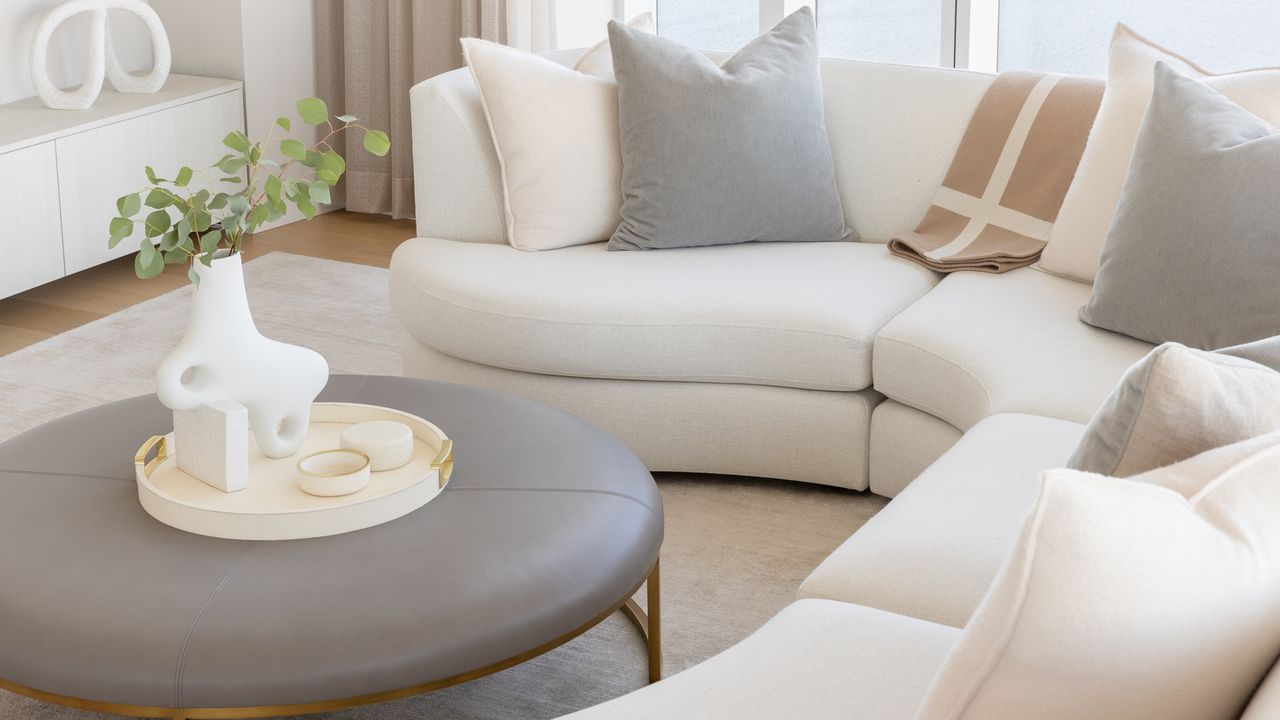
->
(30, 0, 171, 110)
(156, 253, 329, 459)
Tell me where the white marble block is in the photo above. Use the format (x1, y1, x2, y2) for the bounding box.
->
(173, 400, 249, 493)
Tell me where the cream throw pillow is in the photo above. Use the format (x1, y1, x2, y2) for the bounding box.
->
(1067, 341, 1280, 477)
(573, 12, 654, 79)
(915, 430, 1280, 720)
(1038, 24, 1280, 282)
(461, 15, 653, 251)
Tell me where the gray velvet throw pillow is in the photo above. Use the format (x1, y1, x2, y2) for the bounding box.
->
(606, 8, 852, 251)
(1079, 62, 1280, 350)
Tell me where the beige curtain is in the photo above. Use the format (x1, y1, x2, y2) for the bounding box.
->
(315, 0, 556, 219)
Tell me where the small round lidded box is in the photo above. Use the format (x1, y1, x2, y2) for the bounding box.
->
(340, 420, 415, 472)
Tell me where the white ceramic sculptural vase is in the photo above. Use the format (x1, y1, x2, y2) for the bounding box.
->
(156, 252, 328, 458)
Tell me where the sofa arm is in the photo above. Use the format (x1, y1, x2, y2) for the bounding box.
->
(410, 67, 506, 244)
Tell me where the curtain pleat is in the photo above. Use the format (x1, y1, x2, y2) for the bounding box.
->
(315, 0, 555, 219)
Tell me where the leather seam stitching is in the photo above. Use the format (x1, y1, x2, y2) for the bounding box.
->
(173, 541, 258, 708)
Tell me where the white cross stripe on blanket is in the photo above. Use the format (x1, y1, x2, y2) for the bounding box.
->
(926, 73, 1063, 261)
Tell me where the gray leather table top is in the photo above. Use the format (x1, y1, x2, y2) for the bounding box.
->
(0, 375, 663, 710)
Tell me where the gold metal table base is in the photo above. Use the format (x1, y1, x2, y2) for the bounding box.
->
(0, 560, 662, 719)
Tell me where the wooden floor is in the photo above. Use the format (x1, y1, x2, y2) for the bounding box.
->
(0, 211, 416, 357)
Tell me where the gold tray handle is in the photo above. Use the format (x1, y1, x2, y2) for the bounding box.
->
(432, 439, 453, 489)
(134, 435, 168, 477)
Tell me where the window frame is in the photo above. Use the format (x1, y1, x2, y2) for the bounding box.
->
(615, 0, 1000, 72)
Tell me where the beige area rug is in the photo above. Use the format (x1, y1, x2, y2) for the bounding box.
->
(0, 252, 886, 719)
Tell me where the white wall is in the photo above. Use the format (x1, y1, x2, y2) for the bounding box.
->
(1, 0, 155, 105)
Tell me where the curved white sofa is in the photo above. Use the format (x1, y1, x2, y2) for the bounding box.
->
(395, 52, 1279, 718)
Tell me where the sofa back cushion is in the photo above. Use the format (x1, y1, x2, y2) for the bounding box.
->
(914, 430, 1280, 720)
(411, 54, 992, 244)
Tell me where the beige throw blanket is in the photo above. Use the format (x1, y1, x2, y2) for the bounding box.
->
(890, 71, 1104, 273)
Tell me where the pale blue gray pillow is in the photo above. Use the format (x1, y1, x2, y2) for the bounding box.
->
(606, 8, 851, 251)
(1080, 62, 1280, 349)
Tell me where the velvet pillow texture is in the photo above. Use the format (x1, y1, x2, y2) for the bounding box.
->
(606, 7, 851, 251)
(1078, 63, 1280, 349)
(915, 430, 1280, 720)
(461, 14, 654, 251)
(1067, 339, 1280, 477)
(1038, 24, 1280, 283)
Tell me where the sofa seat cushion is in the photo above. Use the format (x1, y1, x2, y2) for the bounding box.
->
(873, 267, 1152, 430)
(800, 413, 1084, 628)
(391, 238, 940, 391)
(559, 599, 958, 720)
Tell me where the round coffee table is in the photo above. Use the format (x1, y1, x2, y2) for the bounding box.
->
(0, 375, 663, 718)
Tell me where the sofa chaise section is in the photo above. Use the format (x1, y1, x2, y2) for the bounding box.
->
(559, 599, 958, 720)
(801, 412, 1084, 628)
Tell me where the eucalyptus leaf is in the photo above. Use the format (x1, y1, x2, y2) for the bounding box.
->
(295, 195, 316, 220)
(301, 150, 321, 168)
(144, 165, 160, 183)
(144, 189, 173, 209)
(193, 209, 213, 232)
(335, 114, 356, 123)
(188, 266, 201, 286)
(175, 166, 194, 187)
(265, 174, 282, 204)
(220, 176, 243, 184)
(143, 210, 171, 237)
(208, 193, 230, 210)
(275, 116, 292, 131)
(309, 180, 331, 205)
(199, 229, 222, 253)
(136, 245, 166, 279)
(247, 203, 269, 229)
(317, 169, 339, 185)
(108, 217, 133, 248)
(159, 227, 181, 252)
(280, 138, 306, 161)
(296, 97, 329, 125)
(199, 252, 214, 267)
(249, 145, 261, 164)
(222, 131, 251, 152)
(138, 238, 157, 265)
(363, 129, 390, 157)
(319, 150, 346, 175)
(117, 193, 141, 217)
(176, 216, 192, 242)
(217, 156, 247, 174)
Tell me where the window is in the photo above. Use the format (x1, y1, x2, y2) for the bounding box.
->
(998, 0, 1280, 76)
(655, 0, 759, 52)
(817, 0, 941, 66)
(632, 0, 1280, 75)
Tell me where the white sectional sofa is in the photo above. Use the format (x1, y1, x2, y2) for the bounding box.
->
(394, 52, 1279, 718)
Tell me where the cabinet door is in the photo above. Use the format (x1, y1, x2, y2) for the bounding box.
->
(56, 89, 244, 274)
(0, 143, 64, 298)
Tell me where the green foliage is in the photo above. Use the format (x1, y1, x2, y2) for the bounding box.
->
(108, 97, 389, 281)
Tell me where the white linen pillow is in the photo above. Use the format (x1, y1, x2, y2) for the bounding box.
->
(462, 39, 619, 251)
(573, 12, 654, 79)
(914, 430, 1280, 720)
(461, 14, 655, 251)
(1038, 24, 1280, 282)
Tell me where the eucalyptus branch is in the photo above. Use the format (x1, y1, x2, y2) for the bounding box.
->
(107, 96, 389, 283)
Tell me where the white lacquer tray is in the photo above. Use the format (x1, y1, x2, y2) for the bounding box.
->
(134, 402, 453, 541)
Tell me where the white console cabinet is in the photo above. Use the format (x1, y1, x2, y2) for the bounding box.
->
(0, 75, 243, 298)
